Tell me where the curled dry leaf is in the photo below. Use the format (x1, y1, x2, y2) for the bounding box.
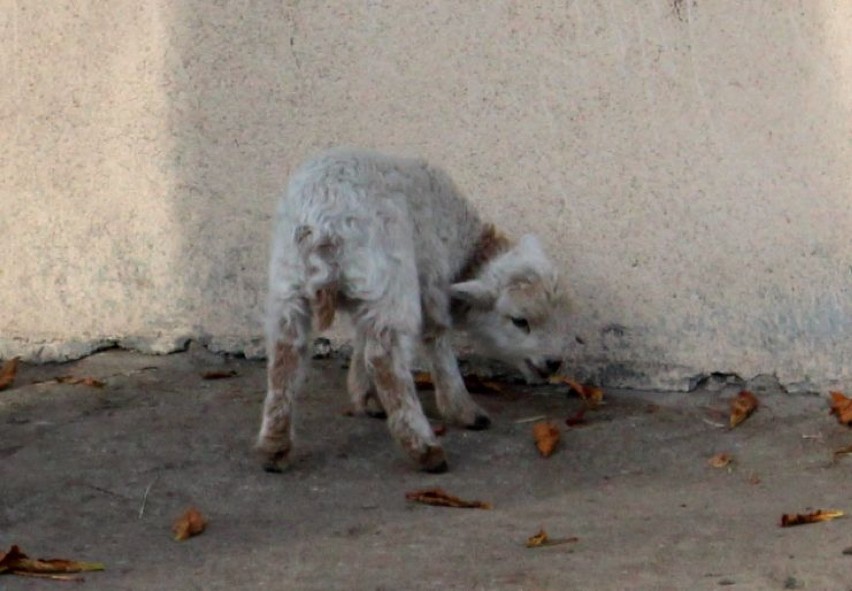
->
(55, 376, 106, 388)
(405, 488, 491, 510)
(729, 390, 759, 428)
(172, 507, 208, 541)
(525, 529, 579, 549)
(201, 369, 238, 380)
(526, 529, 549, 547)
(532, 421, 560, 458)
(829, 392, 852, 426)
(565, 408, 587, 427)
(415, 371, 504, 395)
(550, 376, 604, 409)
(780, 509, 844, 527)
(413, 371, 434, 390)
(708, 453, 733, 468)
(833, 444, 852, 460)
(0, 545, 104, 579)
(0, 357, 20, 391)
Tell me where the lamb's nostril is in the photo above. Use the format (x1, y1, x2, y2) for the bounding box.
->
(545, 359, 562, 375)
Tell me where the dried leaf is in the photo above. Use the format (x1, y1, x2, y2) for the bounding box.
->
(463, 375, 505, 395)
(525, 529, 579, 549)
(729, 390, 759, 428)
(405, 488, 491, 509)
(532, 421, 560, 457)
(550, 376, 604, 409)
(526, 529, 549, 547)
(565, 408, 587, 427)
(201, 369, 238, 380)
(829, 392, 852, 426)
(172, 507, 208, 541)
(780, 509, 844, 527)
(413, 371, 504, 395)
(54, 375, 105, 388)
(10, 571, 85, 581)
(0, 545, 104, 577)
(708, 453, 733, 468)
(833, 444, 852, 459)
(0, 357, 20, 391)
(412, 371, 434, 390)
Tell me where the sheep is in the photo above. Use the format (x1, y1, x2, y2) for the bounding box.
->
(256, 148, 568, 473)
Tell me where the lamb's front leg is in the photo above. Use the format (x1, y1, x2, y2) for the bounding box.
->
(365, 330, 447, 473)
(423, 331, 491, 430)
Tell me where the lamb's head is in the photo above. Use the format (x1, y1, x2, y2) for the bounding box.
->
(451, 234, 569, 383)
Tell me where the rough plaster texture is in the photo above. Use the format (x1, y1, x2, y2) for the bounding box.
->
(1, 1, 850, 391)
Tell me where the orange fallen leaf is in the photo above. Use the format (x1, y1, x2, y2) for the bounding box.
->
(405, 488, 491, 509)
(729, 390, 759, 428)
(526, 528, 549, 547)
(0, 545, 104, 578)
(201, 369, 238, 380)
(463, 375, 505, 395)
(54, 375, 106, 388)
(172, 507, 208, 541)
(532, 421, 560, 457)
(412, 371, 433, 389)
(525, 528, 579, 548)
(550, 376, 604, 409)
(708, 453, 733, 468)
(780, 509, 844, 527)
(565, 408, 587, 427)
(829, 391, 852, 426)
(413, 371, 504, 395)
(833, 444, 852, 459)
(0, 358, 20, 391)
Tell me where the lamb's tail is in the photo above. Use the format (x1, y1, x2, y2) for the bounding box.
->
(295, 225, 340, 331)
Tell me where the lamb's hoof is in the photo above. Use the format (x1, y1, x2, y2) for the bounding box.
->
(465, 414, 491, 431)
(256, 441, 290, 473)
(262, 458, 286, 473)
(419, 445, 449, 473)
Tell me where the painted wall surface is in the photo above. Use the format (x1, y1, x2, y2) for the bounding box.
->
(1, 1, 850, 391)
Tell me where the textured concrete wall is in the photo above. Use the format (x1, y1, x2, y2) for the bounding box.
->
(1, 1, 850, 391)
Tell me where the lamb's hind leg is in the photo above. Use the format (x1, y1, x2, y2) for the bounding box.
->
(364, 328, 447, 473)
(423, 330, 491, 430)
(256, 299, 311, 472)
(347, 329, 386, 419)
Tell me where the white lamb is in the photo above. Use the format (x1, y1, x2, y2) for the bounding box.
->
(257, 148, 568, 473)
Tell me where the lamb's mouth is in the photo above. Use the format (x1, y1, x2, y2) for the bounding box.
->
(525, 359, 551, 380)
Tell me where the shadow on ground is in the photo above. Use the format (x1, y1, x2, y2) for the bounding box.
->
(1, 350, 850, 590)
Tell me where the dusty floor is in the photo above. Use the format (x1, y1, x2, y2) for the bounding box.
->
(1, 349, 851, 591)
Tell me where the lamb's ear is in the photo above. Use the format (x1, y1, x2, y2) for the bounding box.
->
(449, 280, 496, 309)
(518, 234, 546, 258)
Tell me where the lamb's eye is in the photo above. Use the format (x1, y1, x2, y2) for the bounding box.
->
(511, 317, 530, 333)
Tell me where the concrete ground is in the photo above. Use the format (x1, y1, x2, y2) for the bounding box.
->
(1, 349, 851, 591)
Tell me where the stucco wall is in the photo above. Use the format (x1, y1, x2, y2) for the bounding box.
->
(2, 1, 850, 391)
